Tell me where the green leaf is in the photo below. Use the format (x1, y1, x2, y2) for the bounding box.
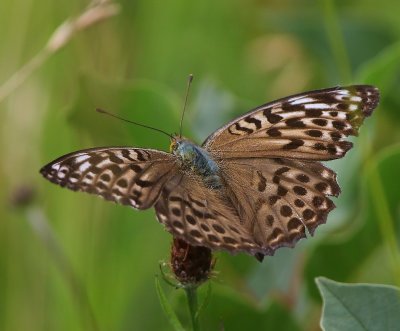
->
(316, 277, 400, 331)
(155, 277, 185, 331)
(195, 282, 212, 320)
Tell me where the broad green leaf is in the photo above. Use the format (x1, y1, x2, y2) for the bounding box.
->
(155, 277, 185, 331)
(195, 282, 212, 320)
(316, 277, 400, 331)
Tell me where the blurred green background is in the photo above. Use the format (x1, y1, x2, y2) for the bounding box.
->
(1, 0, 400, 330)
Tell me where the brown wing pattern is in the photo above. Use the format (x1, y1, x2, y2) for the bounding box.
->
(203, 85, 379, 160)
(221, 158, 339, 254)
(154, 156, 339, 257)
(154, 173, 263, 255)
(40, 147, 178, 210)
(40, 84, 380, 260)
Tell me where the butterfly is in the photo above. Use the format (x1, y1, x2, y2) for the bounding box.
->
(40, 85, 379, 261)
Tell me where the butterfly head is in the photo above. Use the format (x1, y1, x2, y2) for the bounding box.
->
(169, 136, 179, 153)
(169, 136, 196, 161)
(170, 136, 205, 168)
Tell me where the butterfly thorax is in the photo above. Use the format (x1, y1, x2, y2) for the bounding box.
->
(170, 137, 222, 189)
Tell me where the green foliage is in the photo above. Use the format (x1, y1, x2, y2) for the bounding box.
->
(316, 277, 400, 331)
(1, 0, 400, 330)
(155, 278, 185, 331)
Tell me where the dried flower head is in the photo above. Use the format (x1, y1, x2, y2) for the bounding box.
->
(170, 238, 214, 286)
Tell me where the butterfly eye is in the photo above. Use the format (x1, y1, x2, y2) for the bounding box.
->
(169, 140, 177, 152)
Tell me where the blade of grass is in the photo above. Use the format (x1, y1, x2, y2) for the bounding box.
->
(0, 0, 120, 104)
(195, 283, 212, 320)
(185, 286, 200, 331)
(321, 0, 352, 83)
(155, 277, 185, 331)
(366, 152, 400, 287)
(356, 41, 400, 88)
(26, 207, 100, 331)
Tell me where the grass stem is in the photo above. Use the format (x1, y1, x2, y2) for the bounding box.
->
(185, 286, 200, 331)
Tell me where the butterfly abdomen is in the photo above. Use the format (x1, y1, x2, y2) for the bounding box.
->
(172, 139, 222, 189)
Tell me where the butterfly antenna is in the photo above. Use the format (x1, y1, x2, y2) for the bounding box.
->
(96, 108, 173, 139)
(179, 74, 194, 138)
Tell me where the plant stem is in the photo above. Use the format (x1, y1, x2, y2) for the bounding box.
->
(0, 0, 120, 104)
(322, 0, 352, 83)
(368, 158, 400, 287)
(26, 208, 100, 331)
(185, 286, 199, 331)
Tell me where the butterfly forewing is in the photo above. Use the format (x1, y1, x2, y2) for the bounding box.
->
(203, 85, 379, 160)
(40, 147, 178, 209)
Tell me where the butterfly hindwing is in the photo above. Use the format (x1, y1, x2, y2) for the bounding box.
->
(154, 156, 339, 257)
(221, 158, 339, 253)
(154, 173, 262, 255)
(40, 147, 178, 209)
(203, 85, 379, 160)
